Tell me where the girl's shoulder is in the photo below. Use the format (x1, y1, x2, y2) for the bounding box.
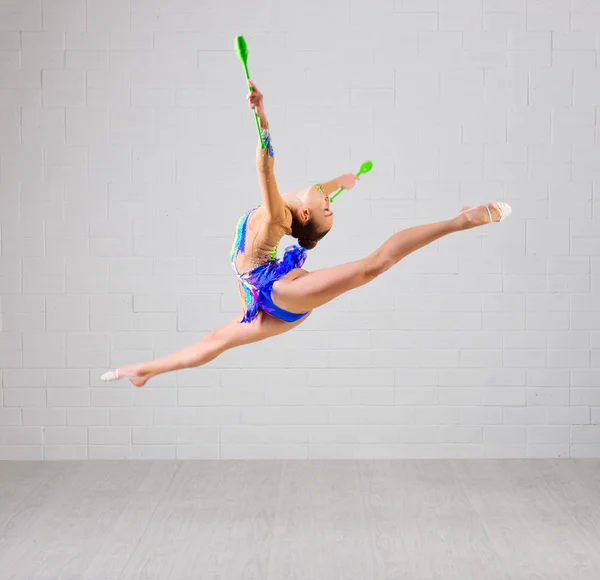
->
(254, 204, 292, 231)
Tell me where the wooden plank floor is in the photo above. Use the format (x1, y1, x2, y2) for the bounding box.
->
(0, 460, 599, 580)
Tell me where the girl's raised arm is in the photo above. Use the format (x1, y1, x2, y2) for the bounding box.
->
(248, 80, 287, 223)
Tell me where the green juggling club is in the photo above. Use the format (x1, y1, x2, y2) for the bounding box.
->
(330, 161, 374, 202)
(235, 36, 265, 149)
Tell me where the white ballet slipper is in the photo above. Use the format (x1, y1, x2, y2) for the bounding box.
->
(495, 202, 512, 222)
(460, 202, 512, 223)
(100, 369, 120, 382)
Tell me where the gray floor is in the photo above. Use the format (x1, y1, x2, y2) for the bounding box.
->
(0, 461, 599, 579)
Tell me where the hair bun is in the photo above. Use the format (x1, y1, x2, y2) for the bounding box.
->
(298, 237, 318, 250)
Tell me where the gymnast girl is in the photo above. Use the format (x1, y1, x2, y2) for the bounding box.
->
(101, 80, 511, 386)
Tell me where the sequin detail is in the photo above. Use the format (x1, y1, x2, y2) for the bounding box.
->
(261, 128, 274, 158)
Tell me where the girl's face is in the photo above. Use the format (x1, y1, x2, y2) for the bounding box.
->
(299, 186, 334, 234)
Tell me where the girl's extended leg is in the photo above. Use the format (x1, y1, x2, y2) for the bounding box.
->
(271, 203, 507, 314)
(103, 309, 308, 387)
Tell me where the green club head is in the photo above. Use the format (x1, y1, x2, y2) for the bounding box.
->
(235, 36, 248, 64)
(357, 160, 373, 176)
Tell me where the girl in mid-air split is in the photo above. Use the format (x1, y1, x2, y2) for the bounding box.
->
(101, 80, 511, 387)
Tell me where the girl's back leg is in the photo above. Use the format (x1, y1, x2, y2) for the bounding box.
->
(102, 309, 309, 386)
(272, 203, 506, 314)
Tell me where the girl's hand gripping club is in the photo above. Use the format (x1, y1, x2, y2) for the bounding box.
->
(330, 161, 373, 202)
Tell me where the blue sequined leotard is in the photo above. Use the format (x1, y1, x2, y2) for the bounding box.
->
(230, 207, 309, 324)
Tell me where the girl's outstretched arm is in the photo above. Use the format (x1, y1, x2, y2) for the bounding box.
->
(247, 80, 287, 223)
(316, 174, 358, 196)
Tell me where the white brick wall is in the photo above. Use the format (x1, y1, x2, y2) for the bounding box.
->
(1, 0, 599, 459)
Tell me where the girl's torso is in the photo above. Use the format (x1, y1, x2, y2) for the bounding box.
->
(232, 205, 293, 276)
(231, 206, 294, 312)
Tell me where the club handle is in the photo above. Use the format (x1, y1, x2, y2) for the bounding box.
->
(330, 187, 344, 202)
(331, 172, 361, 202)
(251, 97, 265, 150)
(242, 64, 265, 150)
